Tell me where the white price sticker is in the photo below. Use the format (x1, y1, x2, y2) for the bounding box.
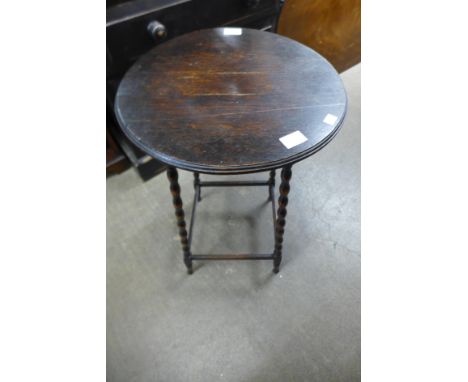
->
(323, 113, 338, 125)
(279, 131, 308, 149)
(223, 28, 242, 36)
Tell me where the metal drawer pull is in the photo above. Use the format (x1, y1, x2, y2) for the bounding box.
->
(147, 20, 167, 40)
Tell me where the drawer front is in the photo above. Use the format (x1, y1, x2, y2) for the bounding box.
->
(191, 0, 278, 29)
(222, 6, 280, 32)
(107, 1, 195, 77)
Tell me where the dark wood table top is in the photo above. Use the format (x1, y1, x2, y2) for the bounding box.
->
(115, 28, 347, 174)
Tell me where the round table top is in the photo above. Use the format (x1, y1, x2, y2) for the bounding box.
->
(115, 28, 347, 174)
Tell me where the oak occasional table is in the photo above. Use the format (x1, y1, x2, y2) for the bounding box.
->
(115, 28, 347, 274)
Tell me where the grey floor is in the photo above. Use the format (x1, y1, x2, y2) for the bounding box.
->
(107, 64, 360, 382)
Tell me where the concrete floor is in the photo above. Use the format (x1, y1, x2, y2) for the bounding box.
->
(107, 64, 360, 382)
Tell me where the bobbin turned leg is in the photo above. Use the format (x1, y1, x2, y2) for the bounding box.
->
(268, 170, 276, 201)
(167, 167, 193, 274)
(193, 172, 201, 201)
(273, 165, 292, 273)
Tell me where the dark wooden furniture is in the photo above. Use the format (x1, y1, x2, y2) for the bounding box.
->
(115, 28, 347, 273)
(107, 0, 284, 180)
(278, 0, 360, 73)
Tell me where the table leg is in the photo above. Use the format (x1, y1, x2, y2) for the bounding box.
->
(268, 170, 275, 201)
(167, 167, 193, 274)
(193, 172, 201, 201)
(273, 165, 292, 273)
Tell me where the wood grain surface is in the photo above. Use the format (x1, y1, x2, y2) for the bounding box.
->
(278, 0, 360, 73)
(115, 28, 347, 174)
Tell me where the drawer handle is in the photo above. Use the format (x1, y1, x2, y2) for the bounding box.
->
(147, 20, 167, 41)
